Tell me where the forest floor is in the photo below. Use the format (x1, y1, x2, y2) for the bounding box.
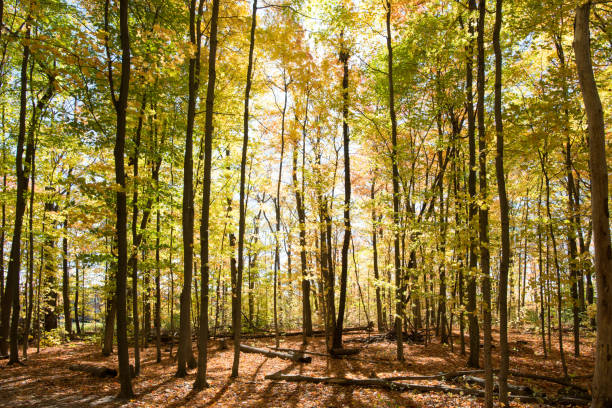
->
(0, 328, 595, 407)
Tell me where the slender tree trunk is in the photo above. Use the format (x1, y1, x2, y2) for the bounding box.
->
(493, 0, 509, 404)
(129, 93, 146, 376)
(541, 154, 568, 379)
(0, 111, 5, 318)
(74, 258, 80, 335)
(466, 0, 480, 369)
(573, 3, 612, 405)
(62, 181, 72, 337)
(107, 0, 133, 396)
(333, 37, 351, 351)
(0, 16, 30, 361)
(272, 73, 289, 350)
(573, 180, 587, 313)
(371, 178, 384, 332)
(385, 0, 403, 362)
(554, 35, 581, 358)
(293, 134, 312, 340)
(232, 0, 257, 378)
(143, 252, 151, 348)
(102, 240, 116, 356)
(195, 0, 221, 369)
(23, 142, 36, 358)
(476, 1, 492, 404)
(537, 181, 547, 358)
(177, 0, 204, 378)
(435, 117, 448, 344)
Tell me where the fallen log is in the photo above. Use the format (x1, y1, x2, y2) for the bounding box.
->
(243, 325, 371, 339)
(264, 372, 590, 405)
(381, 369, 487, 382)
(460, 375, 533, 395)
(275, 347, 390, 364)
(168, 325, 373, 341)
(393, 368, 589, 393)
(265, 371, 484, 397)
(508, 370, 589, 392)
(240, 344, 312, 363)
(69, 364, 117, 378)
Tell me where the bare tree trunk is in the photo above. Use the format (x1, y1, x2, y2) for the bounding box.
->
(232, 0, 257, 378)
(129, 92, 146, 375)
(333, 36, 351, 351)
(62, 179, 72, 337)
(0, 15, 30, 361)
(573, 3, 612, 405)
(537, 181, 547, 359)
(106, 0, 133, 396)
(23, 142, 36, 358)
(466, 0, 479, 369)
(102, 243, 116, 357)
(177, 0, 204, 378)
(294, 97, 312, 341)
(371, 178, 384, 332)
(476, 1, 492, 404)
(385, 0, 404, 362)
(553, 34, 581, 358)
(0, 111, 5, 320)
(74, 258, 80, 335)
(293, 137, 312, 341)
(541, 153, 568, 379)
(493, 0, 509, 404)
(193, 0, 218, 389)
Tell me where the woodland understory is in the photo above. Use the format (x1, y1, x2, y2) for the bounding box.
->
(0, 0, 610, 407)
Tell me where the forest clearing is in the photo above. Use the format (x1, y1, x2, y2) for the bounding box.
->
(0, 0, 610, 407)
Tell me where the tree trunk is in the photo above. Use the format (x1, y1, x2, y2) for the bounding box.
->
(554, 34, 581, 358)
(333, 37, 351, 351)
(232, 0, 257, 379)
(541, 153, 568, 379)
(293, 103, 312, 341)
(0, 112, 5, 322)
(62, 181, 72, 337)
(476, 1, 492, 405)
(74, 258, 80, 335)
(537, 182, 547, 359)
(102, 259, 116, 357)
(177, 0, 203, 378)
(107, 0, 134, 396)
(493, 0, 509, 404)
(573, 3, 612, 406)
(371, 178, 384, 332)
(466, 0, 479, 369)
(129, 92, 146, 375)
(0, 20, 30, 359)
(271, 72, 289, 351)
(23, 140, 36, 358)
(385, 0, 403, 362)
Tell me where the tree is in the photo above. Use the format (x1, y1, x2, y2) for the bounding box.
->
(177, 0, 204, 378)
(106, 0, 134, 397)
(193, 0, 220, 390)
(493, 0, 509, 404)
(465, 0, 479, 369)
(573, 2, 612, 406)
(476, 0, 492, 405)
(0, 9, 31, 362)
(234, 0, 258, 377)
(385, 0, 403, 362)
(332, 34, 351, 351)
